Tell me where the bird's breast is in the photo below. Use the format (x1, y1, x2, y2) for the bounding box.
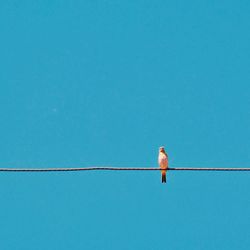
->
(158, 153, 168, 167)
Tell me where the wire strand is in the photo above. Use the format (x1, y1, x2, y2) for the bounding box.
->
(0, 167, 250, 172)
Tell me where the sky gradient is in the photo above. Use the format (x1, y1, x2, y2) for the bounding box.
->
(0, 1, 250, 249)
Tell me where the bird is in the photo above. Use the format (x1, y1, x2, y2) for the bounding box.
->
(158, 146, 168, 183)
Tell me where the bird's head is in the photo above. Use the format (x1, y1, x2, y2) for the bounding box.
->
(159, 146, 166, 153)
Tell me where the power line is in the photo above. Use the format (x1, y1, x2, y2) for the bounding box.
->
(0, 167, 250, 172)
(169, 167, 250, 171)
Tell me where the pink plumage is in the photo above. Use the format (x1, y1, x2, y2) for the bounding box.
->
(158, 147, 168, 183)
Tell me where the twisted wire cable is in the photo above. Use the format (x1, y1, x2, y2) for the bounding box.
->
(0, 167, 249, 172)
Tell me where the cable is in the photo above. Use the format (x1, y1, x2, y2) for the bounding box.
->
(169, 167, 250, 171)
(0, 167, 250, 172)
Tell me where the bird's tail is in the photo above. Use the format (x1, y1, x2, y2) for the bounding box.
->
(162, 172, 166, 183)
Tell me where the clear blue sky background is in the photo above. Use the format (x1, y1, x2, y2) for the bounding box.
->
(0, 1, 250, 249)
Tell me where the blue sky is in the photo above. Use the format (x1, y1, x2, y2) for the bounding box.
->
(0, 1, 250, 249)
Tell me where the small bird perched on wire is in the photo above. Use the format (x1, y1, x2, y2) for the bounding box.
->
(158, 146, 168, 183)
